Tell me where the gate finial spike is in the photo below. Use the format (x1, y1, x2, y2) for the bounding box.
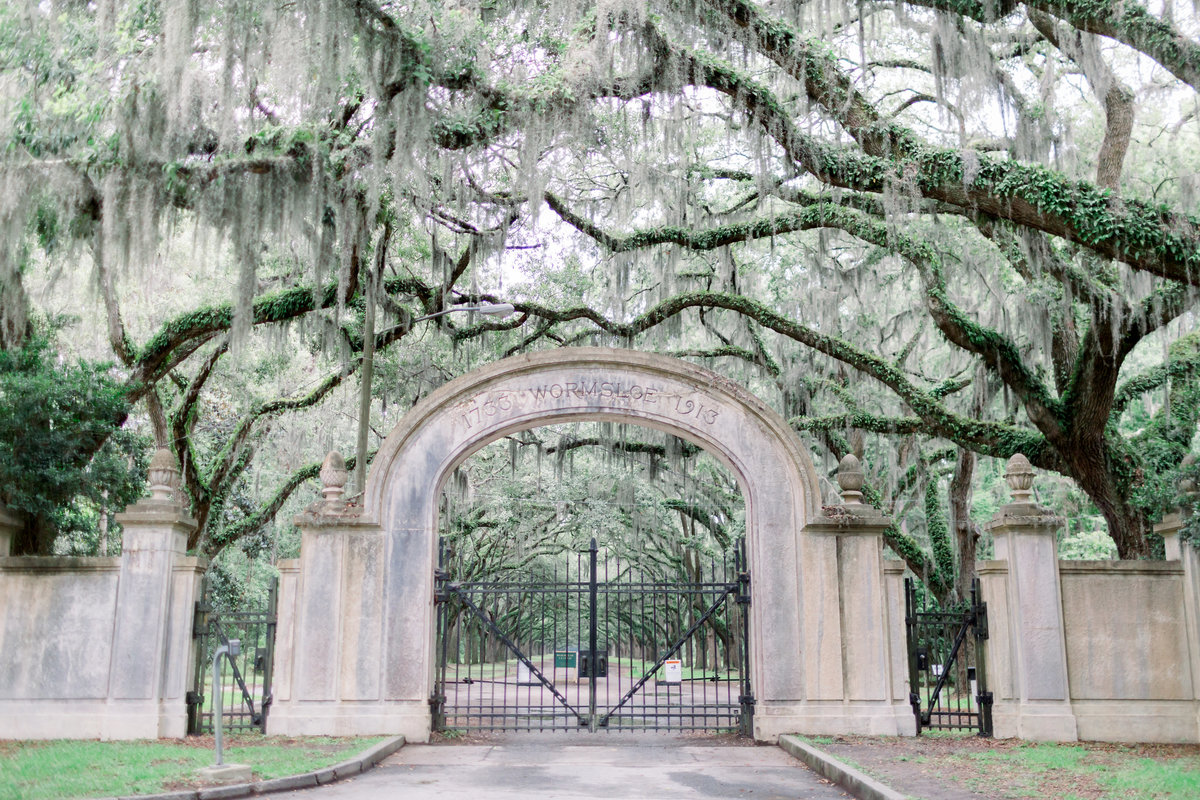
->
(837, 454, 865, 505)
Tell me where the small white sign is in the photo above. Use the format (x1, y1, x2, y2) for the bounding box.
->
(931, 664, 944, 678)
(663, 659, 683, 684)
(517, 662, 535, 685)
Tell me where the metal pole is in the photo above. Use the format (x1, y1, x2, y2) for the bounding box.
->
(588, 537, 598, 731)
(213, 644, 228, 766)
(351, 300, 512, 494)
(211, 640, 240, 767)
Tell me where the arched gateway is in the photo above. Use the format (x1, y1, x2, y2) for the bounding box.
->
(268, 349, 915, 741)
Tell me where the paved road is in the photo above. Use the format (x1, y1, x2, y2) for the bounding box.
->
(276, 733, 857, 799)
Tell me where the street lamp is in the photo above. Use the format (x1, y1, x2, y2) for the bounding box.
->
(352, 302, 516, 493)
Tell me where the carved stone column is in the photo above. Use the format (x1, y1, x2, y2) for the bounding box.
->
(800, 455, 916, 735)
(984, 454, 1077, 741)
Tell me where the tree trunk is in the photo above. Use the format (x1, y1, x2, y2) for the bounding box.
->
(949, 448, 980, 602)
(1061, 441, 1150, 558)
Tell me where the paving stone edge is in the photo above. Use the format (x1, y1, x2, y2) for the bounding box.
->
(102, 734, 407, 800)
(778, 734, 908, 800)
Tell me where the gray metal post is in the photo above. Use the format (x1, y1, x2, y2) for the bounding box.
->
(212, 640, 241, 767)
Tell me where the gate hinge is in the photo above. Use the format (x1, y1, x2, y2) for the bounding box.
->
(977, 691, 994, 706)
(186, 690, 204, 708)
(191, 601, 209, 639)
(433, 570, 451, 603)
(974, 601, 989, 640)
(738, 693, 756, 707)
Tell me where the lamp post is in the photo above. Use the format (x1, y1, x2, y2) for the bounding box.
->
(352, 302, 515, 494)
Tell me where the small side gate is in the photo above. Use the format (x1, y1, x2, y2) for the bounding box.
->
(905, 577, 992, 736)
(187, 576, 278, 735)
(431, 538, 753, 734)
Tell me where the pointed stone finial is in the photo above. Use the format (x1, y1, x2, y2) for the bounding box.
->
(837, 453, 865, 505)
(1004, 453, 1035, 504)
(147, 448, 180, 501)
(320, 451, 348, 505)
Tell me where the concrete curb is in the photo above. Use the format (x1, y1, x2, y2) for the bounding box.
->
(778, 734, 907, 800)
(103, 735, 406, 800)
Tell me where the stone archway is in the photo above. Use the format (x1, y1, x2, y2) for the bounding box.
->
(268, 348, 914, 741)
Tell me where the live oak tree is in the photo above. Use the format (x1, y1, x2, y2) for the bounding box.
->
(3, 0, 1200, 573)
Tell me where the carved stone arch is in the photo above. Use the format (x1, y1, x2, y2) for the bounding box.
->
(268, 349, 914, 741)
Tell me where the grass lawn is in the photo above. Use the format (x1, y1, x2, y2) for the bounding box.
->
(806, 733, 1200, 800)
(960, 740, 1200, 799)
(0, 735, 387, 800)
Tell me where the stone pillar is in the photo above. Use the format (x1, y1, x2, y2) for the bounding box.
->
(268, 452, 406, 738)
(0, 503, 19, 556)
(984, 454, 1077, 741)
(800, 455, 916, 735)
(1155, 481, 1200, 741)
(109, 448, 198, 738)
(1155, 469, 1196, 561)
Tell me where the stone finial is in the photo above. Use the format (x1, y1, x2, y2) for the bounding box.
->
(320, 451, 348, 505)
(1178, 453, 1198, 497)
(147, 448, 181, 501)
(1004, 453, 1035, 504)
(837, 453, 865, 505)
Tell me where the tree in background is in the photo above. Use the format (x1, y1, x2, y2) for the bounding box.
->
(0, 0, 1198, 589)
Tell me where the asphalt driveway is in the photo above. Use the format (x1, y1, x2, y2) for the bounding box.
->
(272, 732, 857, 799)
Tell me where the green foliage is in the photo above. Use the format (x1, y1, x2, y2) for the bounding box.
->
(0, 330, 147, 551)
(924, 479, 956, 595)
(1058, 525, 1119, 559)
(1125, 334, 1200, 524)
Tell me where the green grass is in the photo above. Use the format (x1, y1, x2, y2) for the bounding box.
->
(797, 736, 1200, 800)
(0, 735, 387, 800)
(961, 742, 1200, 799)
(1102, 757, 1200, 798)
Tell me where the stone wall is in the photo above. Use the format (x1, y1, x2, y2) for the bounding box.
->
(0, 454, 207, 740)
(1059, 561, 1200, 742)
(979, 456, 1200, 743)
(0, 557, 122, 702)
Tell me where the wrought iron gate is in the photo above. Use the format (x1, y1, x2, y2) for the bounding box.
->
(905, 577, 992, 736)
(431, 538, 752, 734)
(187, 575, 278, 735)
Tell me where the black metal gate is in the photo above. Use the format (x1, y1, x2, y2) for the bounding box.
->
(187, 575, 278, 735)
(905, 577, 992, 736)
(431, 538, 752, 734)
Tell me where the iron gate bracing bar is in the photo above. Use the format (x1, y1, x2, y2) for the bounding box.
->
(436, 578, 587, 724)
(904, 577, 992, 737)
(188, 575, 278, 735)
(432, 538, 752, 734)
